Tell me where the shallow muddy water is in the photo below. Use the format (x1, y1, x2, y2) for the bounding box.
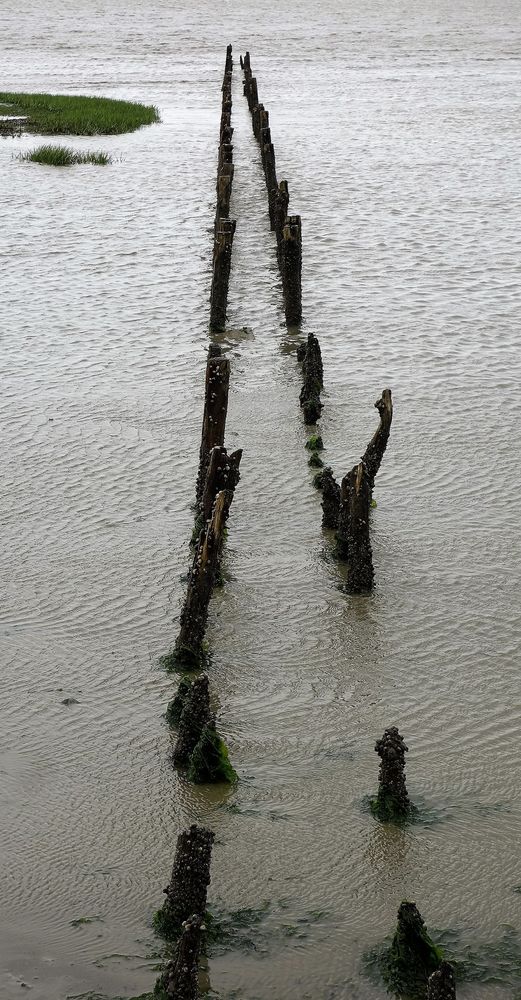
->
(2, 1, 521, 998)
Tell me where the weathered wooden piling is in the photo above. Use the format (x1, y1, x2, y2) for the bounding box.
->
(385, 902, 442, 997)
(175, 486, 239, 667)
(155, 825, 214, 939)
(210, 219, 235, 332)
(336, 462, 373, 592)
(157, 914, 204, 1000)
(362, 388, 393, 491)
(321, 467, 341, 530)
(299, 331, 323, 423)
(225, 43, 233, 73)
(372, 727, 411, 822)
(274, 179, 290, 248)
(280, 215, 302, 325)
(172, 675, 210, 768)
(188, 714, 238, 784)
(196, 346, 230, 504)
(201, 445, 242, 524)
(427, 962, 456, 1000)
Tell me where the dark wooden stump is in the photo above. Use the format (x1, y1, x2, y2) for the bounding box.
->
(156, 825, 214, 939)
(362, 388, 393, 491)
(372, 727, 411, 821)
(196, 346, 230, 503)
(210, 220, 235, 332)
(225, 43, 233, 73)
(215, 161, 234, 232)
(188, 714, 238, 784)
(274, 179, 289, 251)
(299, 331, 323, 424)
(158, 913, 204, 999)
(336, 462, 373, 592)
(173, 675, 211, 768)
(427, 962, 457, 1000)
(281, 215, 302, 325)
(201, 446, 242, 524)
(321, 467, 340, 530)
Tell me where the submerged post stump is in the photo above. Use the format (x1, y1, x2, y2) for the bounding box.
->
(321, 467, 340, 530)
(175, 487, 239, 667)
(196, 346, 230, 503)
(362, 388, 393, 491)
(336, 462, 373, 592)
(299, 331, 323, 423)
(172, 675, 211, 768)
(210, 219, 235, 332)
(385, 901, 442, 997)
(372, 727, 411, 822)
(188, 714, 238, 784)
(155, 825, 214, 940)
(427, 962, 457, 1000)
(281, 215, 302, 325)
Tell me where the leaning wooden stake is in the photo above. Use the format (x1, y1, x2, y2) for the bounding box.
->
(175, 488, 238, 667)
(155, 824, 214, 939)
(427, 962, 457, 1000)
(281, 215, 302, 325)
(157, 913, 204, 1000)
(196, 346, 230, 503)
(362, 388, 393, 490)
(336, 462, 373, 592)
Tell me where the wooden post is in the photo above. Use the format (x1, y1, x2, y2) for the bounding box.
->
(372, 727, 411, 821)
(201, 446, 242, 524)
(196, 346, 230, 503)
(321, 467, 340, 530)
(225, 43, 233, 73)
(215, 161, 234, 231)
(210, 219, 235, 332)
(155, 825, 214, 938)
(281, 215, 302, 325)
(299, 331, 323, 424)
(362, 389, 393, 491)
(158, 914, 204, 1000)
(427, 963, 457, 1000)
(387, 903, 442, 996)
(173, 675, 210, 768)
(274, 179, 289, 250)
(336, 462, 373, 592)
(175, 488, 239, 666)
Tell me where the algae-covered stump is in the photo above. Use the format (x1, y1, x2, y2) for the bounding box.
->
(172, 676, 211, 768)
(336, 461, 373, 592)
(165, 676, 192, 727)
(155, 912, 204, 1000)
(385, 901, 442, 999)
(372, 727, 411, 822)
(427, 961, 457, 1000)
(188, 716, 238, 784)
(155, 826, 214, 941)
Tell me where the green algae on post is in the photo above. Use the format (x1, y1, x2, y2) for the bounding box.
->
(188, 719, 237, 784)
(305, 434, 324, 451)
(384, 901, 443, 999)
(0, 91, 159, 135)
(18, 144, 111, 166)
(308, 452, 324, 468)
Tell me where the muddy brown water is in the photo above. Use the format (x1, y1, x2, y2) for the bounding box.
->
(2, 1, 521, 998)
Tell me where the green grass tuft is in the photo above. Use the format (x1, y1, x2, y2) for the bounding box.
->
(0, 91, 159, 135)
(18, 144, 111, 166)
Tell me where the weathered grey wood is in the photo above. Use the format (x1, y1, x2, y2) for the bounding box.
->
(201, 446, 242, 523)
(336, 462, 373, 592)
(362, 389, 393, 490)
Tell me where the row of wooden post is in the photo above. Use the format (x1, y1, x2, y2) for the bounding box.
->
(240, 50, 302, 326)
(210, 44, 236, 332)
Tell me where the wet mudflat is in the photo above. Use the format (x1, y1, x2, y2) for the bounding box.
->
(1, 1, 521, 998)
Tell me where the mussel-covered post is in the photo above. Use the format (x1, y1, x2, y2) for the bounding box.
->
(175, 488, 239, 667)
(362, 388, 393, 491)
(156, 913, 204, 1000)
(299, 331, 323, 423)
(274, 179, 290, 252)
(173, 675, 211, 768)
(201, 446, 242, 524)
(336, 462, 373, 592)
(281, 215, 302, 325)
(321, 467, 340, 530)
(427, 962, 457, 1000)
(385, 902, 442, 997)
(225, 42, 233, 73)
(372, 727, 411, 821)
(210, 219, 235, 332)
(196, 346, 230, 503)
(260, 125, 277, 229)
(155, 824, 214, 939)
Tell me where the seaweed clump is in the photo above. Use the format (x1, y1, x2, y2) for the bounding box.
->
(384, 901, 443, 999)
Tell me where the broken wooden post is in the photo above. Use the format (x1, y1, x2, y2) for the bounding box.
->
(274, 179, 290, 250)
(371, 727, 411, 822)
(215, 161, 234, 232)
(165, 676, 193, 727)
(172, 675, 211, 768)
(210, 219, 235, 332)
(321, 467, 341, 530)
(427, 962, 456, 1000)
(362, 388, 393, 491)
(299, 331, 323, 423)
(154, 825, 214, 939)
(201, 446, 242, 524)
(336, 462, 373, 592)
(175, 487, 239, 667)
(225, 43, 233, 73)
(196, 346, 230, 503)
(260, 126, 277, 229)
(188, 714, 238, 784)
(385, 902, 442, 998)
(280, 215, 302, 325)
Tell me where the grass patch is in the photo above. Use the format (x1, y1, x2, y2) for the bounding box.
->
(18, 144, 111, 166)
(0, 91, 159, 135)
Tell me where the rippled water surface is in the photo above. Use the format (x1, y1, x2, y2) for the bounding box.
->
(2, 1, 521, 997)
